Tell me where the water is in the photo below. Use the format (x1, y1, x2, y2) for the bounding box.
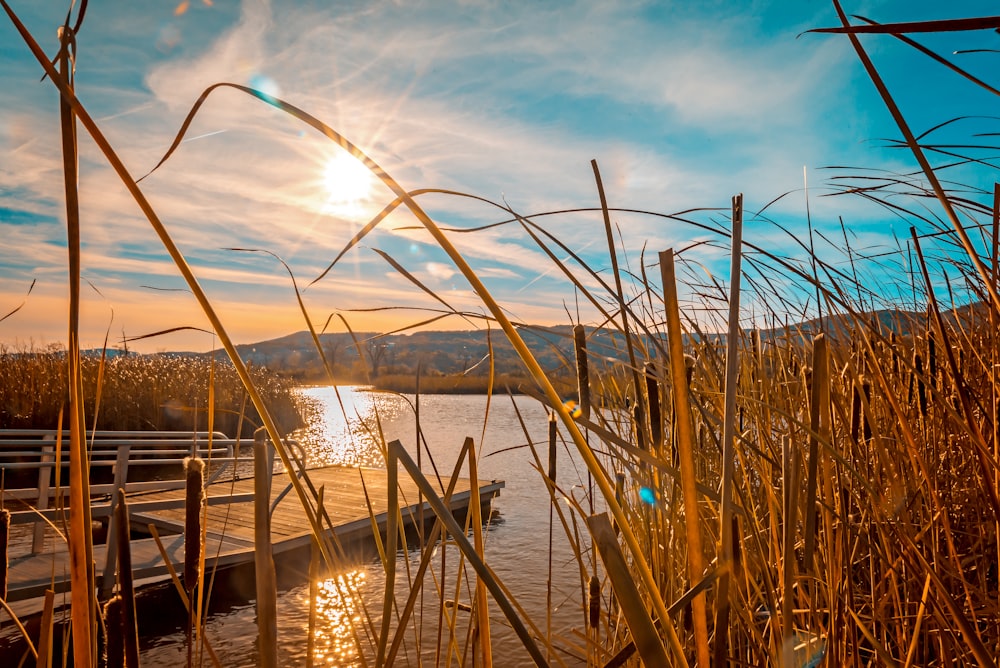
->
(140, 386, 599, 666)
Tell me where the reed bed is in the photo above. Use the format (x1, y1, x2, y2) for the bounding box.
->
(0, 348, 303, 437)
(3, 2, 1000, 666)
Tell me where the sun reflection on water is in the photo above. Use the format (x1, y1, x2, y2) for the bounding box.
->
(293, 386, 406, 468)
(309, 570, 367, 666)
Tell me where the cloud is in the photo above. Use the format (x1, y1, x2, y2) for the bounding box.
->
(2, 0, 986, 351)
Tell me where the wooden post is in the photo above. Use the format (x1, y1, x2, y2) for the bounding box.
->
(254, 427, 278, 668)
(31, 436, 55, 553)
(101, 443, 131, 598)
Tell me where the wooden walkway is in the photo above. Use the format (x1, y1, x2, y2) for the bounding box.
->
(6, 465, 504, 604)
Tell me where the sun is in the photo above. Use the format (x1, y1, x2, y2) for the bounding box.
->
(322, 152, 376, 216)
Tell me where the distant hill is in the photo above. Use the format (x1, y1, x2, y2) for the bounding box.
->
(204, 325, 644, 383)
(165, 301, 991, 383)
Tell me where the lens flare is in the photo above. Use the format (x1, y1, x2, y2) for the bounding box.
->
(639, 486, 657, 505)
(248, 73, 282, 100)
(563, 399, 583, 419)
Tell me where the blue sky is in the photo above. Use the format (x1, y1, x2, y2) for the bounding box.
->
(2, 0, 999, 352)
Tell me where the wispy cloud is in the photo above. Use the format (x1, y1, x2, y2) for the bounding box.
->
(2, 0, 994, 350)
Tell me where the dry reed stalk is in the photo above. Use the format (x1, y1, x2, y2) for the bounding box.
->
(250, 95, 688, 659)
(467, 440, 492, 668)
(825, 1, 1000, 317)
(147, 525, 223, 668)
(803, 334, 830, 569)
(385, 437, 472, 665)
(781, 433, 798, 661)
(593, 160, 648, 453)
(36, 589, 55, 668)
(387, 439, 549, 666)
(660, 248, 710, 667)
(586, 513, 668, 665)
(375, 437, 399, 668)
(306, 486, 323, 668)
(902, 574, 932, 668)
(49, 15, 98, 666)
(545, 412, 556, 665)
(713, 193, 744, 666)
(911, 228, 1000, 522)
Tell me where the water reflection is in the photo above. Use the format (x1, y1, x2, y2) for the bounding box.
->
(309, 570, 367, 666)
(293, 386, 402, 468)
(138, 390, 588, 667)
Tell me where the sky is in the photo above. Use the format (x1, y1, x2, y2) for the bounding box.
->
(2, 0, 1000, 352)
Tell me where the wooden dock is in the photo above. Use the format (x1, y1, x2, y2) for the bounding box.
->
(6, 465, 504, 605)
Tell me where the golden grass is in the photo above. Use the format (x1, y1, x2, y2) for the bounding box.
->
(0, 348, 303, 437)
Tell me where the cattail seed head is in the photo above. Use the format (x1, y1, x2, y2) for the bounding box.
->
(588, 574, 601, 629)
(0, 508, 8, 600)
(184, 456, 205, 592)
(103, 594, 125, 668)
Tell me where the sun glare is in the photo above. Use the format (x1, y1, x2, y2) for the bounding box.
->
(322, 153, 376, 217)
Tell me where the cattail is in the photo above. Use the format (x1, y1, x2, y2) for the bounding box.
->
(927, 335, 937, 390)
(184, 457, 205, 593)
(913, 352, 927, 419)
(547, 412, 557, 483)
(632, 401, 646, 451)
(731, 516, 741, 568)
(861, 379, 872, 442)
(573, 324, 591, 421)
(103, 595, 125, 668)
(645, 362, 662, 448)
(850, 379, 863, 444)
(613, 473, 625, 535)
(115, 491, 140, 668)
(684, 354, 696, 387)
(890, 331, 899, 376)
(184, 456, 206, 668)
(0, 508, 8, 600)
(588, 574, 601, 629)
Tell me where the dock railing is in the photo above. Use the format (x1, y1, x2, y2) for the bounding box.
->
(0, 429, 258, 555)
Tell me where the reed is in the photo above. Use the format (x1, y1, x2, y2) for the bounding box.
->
(113, 492, 139, 668)
(0, 348, 303, 437)
(4, 3, 1000, 666)
(183, 456, 205, 666)
(0, 508, 7, 601)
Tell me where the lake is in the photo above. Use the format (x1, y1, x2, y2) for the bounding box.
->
(140, 386, 599, 666)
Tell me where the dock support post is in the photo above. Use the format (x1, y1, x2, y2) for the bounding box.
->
(31, 436, 55, 553)
(101, 443, 131, 598)
(254, 427, 278, 668)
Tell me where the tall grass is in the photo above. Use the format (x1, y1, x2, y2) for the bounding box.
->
(0, 348, 303, 437)
(3, 2, 1000, 666)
